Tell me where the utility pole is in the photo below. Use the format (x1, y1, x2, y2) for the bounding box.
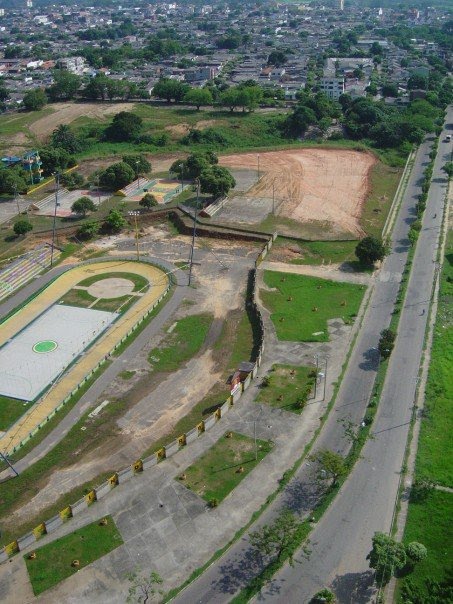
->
(257, 154, 260, 181)
(188, 179, 200, 286)
(314, 354, 319, 399)
(272, 180, 275, 215)
(50, 172, 59, 267)
(0, 452, 19, 477)
(128, 211, 140, 261)
(136, 160, 141, 189)
(322, 357, 328, 401)
(179, 163, 184, 194)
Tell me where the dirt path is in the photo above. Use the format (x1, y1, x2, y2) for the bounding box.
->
(29, 102, 134, 141)
(220, 149, 376, 237)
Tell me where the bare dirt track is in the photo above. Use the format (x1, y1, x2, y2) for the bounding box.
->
(220, 148, 376, 237)
(29, 102, 134, 141)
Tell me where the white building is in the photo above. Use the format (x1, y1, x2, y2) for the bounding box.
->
(320, 77, 345, 100)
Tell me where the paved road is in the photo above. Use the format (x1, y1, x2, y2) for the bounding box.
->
(253, 110, 452, 603)
(172, 123, 446, 603)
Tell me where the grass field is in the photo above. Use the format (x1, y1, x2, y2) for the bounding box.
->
(148, 313, 213, 372)
(359, 161, 402, 237)
(414, 233, 453, 487)
(25, 515, 123, 596)
(399, 490, 453, 602)
(256, 365, 316, 413)
(397, 232, 453, 602)
(180, 432, 272, 504)
(261, 271, 366, 342)
(269, 238, 359, 266)
(0, 396, 29, 431)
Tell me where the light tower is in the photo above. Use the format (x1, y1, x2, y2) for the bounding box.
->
(340, 0, 344, 10)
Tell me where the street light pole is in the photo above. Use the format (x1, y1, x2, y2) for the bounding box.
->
(272, 180, 275, 215)
(322, 357, 328, 401)
(314, 354, 319, 399)
(188, 178, 200, 286)
(179, 163, 184, 193)
(50, 172, 59, 267)
(257, 154, 260, 181)
(128, 211, 140, 261)
(136, 160, 141, 189)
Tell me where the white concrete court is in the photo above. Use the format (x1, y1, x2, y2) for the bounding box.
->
(0, 304, 116, 401)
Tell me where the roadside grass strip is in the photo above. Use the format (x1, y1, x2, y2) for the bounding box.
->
(179, 432, 273, 504)
(261, 271, 366, 342)
(399, 490, 453, 601)
(148, 313, 213, 372)
(25, 515, 123, 596)
(256, 364, 316, 414)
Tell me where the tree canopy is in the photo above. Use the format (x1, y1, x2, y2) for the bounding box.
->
(104, 111, 143, 142)
(355, 236, 387, 265)
(23, 88, 47, 111)
(199, 165, 236, 198)
(367, 532, 406, 586)
(99, 161, 135, 190)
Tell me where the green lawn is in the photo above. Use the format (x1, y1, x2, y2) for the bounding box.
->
(0, 396, 29, 431)
(261, 271, 366, 342)
(359, 161, 402, 237)
(256, 365, 315, 414)
(414, 235, 453, 487)
(77, 271, 149, 292)
(148, 313, 213, 372)
(25, 516, 123, 596)
(180, 432, 272, 503)
(397, 232, 453, 602)
(269, 238, 359, 266)
(399, 491, 453, 602)
(59, 288, 95, 308)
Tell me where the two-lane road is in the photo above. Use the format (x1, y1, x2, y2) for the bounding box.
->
(254, 108, 452, 603)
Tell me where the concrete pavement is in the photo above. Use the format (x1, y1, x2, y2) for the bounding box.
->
(253, 110, 452, 602)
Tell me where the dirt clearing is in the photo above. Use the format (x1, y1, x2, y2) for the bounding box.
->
(220, 148, 376, 237)
(29, 102, 134, 141)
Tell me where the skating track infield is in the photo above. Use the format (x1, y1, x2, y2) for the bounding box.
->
(0, 260, 169, 453)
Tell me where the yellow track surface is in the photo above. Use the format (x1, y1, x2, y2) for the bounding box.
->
(0, 260, 169, 453)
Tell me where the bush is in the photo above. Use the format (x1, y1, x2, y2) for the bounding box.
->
(310, 588, 336, 603)
(378, 328, 396, 359)
(406, 541, 427, 564)
(139, 193, 158, 209)
(13, 219, 33, 236)
(77, 220, 99, 240)
(60, 171, 84, 190)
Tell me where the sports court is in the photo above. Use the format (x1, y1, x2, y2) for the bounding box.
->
(0, 305, 116, 401)
(124, 178, 186, 204)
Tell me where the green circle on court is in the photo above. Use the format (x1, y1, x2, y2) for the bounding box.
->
(33, 340, 58, 353)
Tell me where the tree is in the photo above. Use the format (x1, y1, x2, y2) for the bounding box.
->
(406, 542, 427, 565)
(127, 569, 164, 604)
(104, 112, 143, 142)
(153, 78, 189, 103)
(355, 236, 386, 265)
(367, 532, 406, 586)
(285, 105, 317, 137)
(378, 328, 396, 360)
(309, 449, 347, 487)
(199, 165, 236, 198)
(140, 193, 158, 209)
(47, 70, 81, 101)
(310, 588, 336, 603)
(104, 208, 126, 233)
(122, 155, 151, 177)
(382, 83, 399, 98)
(442, 162, 453, 179)
(60, 171, 84, 190)
(51, 124, 82, 154)
(39, 146, 76, 177)
(267, 50, 288, 67)
(170, 152, 217, 180)
(71, 196, 96, 217)
(13, 219, 33, 236)
(77, 220, 99, 240)
(249, 510, 308, 566)
(0, 168, 28, 195)
(409, 477, 435, 503)
(99, 162, 135, 190)
(23, 89, 47, 111)
(184, 87, 213, 110)
(408, 74, 428, 91)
